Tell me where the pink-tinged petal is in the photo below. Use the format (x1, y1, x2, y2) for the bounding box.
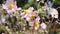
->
(13, 1, 18, 10)
(5, 0, 14, 6)
(26, 17, 31, 21)
(28, 10, 33, 14)
(2, 4, 5, 9)
(28, 7, 34, 11)
(2, 4, 8, 9)
(40, 23, 47, 29)
(21, 14, 28, 18)
(6, 9, 15, 14)
(35, 16, 40, 22)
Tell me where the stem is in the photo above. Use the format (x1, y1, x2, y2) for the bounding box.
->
(26, 21, 29, 30)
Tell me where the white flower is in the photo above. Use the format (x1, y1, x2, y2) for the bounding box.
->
(34, 21, 39, 30)
(40, 23, 47, 29)
(29, 20, 40, 30)
(48, 8, 58, 18)
(21, 7, 34, 19)
(2, 0, 17, 14)
(29, 16, 40, 30)
(21, 10, 29, 19)
(1, 16, 5, 23)
(28, 16, 40, 30)
(25, 11, 38, 21)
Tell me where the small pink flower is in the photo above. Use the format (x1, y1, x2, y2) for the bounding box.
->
(2, 0, 17, 14)
(20, 7, 40, 30)
(21, 7, 34, 19)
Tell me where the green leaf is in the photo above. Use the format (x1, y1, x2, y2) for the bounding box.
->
(23, 0, 34, 9)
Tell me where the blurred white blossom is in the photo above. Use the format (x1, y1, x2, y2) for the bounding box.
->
(2, 0, 17, 14)
(48, 8, 58, 18)
(40, 23, 47, 29)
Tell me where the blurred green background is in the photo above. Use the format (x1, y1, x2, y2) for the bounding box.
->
(0, 0, 60, 9)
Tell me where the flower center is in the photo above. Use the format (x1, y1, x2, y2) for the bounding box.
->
(8, 4, 14, 9)
(34, 22, 39, 27)
(29, 14, 36, 20)
(24, 10, 28, 14)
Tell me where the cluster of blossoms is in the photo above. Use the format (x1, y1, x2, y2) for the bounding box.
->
(1, 0, 58, 32)
(21, 7, 40, 30)
(21, 7, 47, 30)
(0, 0, 59, 34)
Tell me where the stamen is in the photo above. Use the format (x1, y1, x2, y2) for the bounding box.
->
(8, 4, 14, 9)
(24, 10, 28, 14)
(34, 22, 39, 27)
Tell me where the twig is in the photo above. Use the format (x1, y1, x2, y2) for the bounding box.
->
(56, 7, 60, 9)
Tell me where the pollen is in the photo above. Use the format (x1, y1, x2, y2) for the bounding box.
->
(29, 14, 36, 20)
(24, 10, 28, 14)
(34, 22, 39, 27)
(8, 4, 14, 9)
